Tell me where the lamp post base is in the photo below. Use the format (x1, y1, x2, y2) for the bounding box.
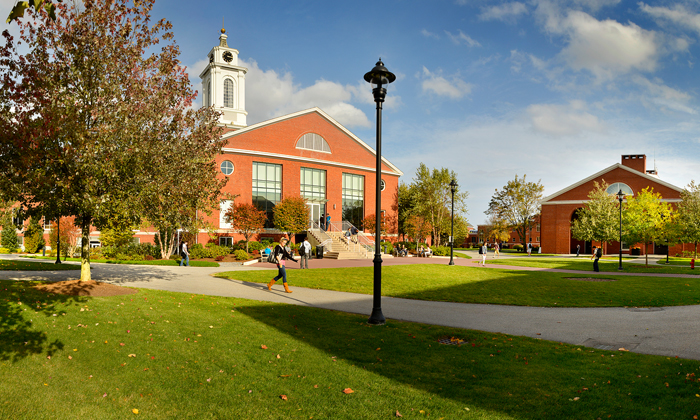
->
(368, 308, 385, 325)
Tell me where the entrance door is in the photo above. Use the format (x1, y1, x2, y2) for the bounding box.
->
(307, 203, 321, 229)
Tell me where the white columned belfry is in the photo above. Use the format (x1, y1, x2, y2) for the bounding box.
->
(199, 27, 248, 128)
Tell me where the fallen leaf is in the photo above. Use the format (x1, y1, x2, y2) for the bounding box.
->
(276, 354, 281, 359)
(280, 394, 288, 401)
(314, 385, 319, 388)
(103, 393, 107, 398)
(261, 345, 268, 350)
(68, 356, 72, 360)
(395, 410, 402, 417)
(342, 388, 354, 394)
(120, 343, 125, 346)
(573, 397, 580, 401)
(132, 408, 139, 414)
(128, 354, 136, 358)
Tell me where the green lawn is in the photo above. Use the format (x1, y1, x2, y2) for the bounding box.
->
(1, 280, 699, 419)
(0, 259, 78, 271)
(216, 265, 700, 307)
(21, 256, 219, 267)
(486, 257, 699, 275)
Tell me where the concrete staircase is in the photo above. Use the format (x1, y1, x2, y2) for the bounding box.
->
(307, 229, 373, 259)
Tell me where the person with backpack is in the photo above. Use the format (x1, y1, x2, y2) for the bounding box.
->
(299, 237, 311, 269)
(267, 238, 299, 293)
(179, 241, 189, 267)
(591, 245, 603, 272)
(480, 242, 488, 266)
(350, 226, 359, 243)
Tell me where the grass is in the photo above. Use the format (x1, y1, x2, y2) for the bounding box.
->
(216, 265, 700, 307)
(0, 260, 78, 271)
(486, 257, 699, 275)
(1, 280, 699, 419)
(21, 256, 219, 268)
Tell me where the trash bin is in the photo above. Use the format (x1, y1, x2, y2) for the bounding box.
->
(316, 245, 324, 259)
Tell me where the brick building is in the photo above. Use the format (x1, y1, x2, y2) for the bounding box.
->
(540, 154, 683, 256)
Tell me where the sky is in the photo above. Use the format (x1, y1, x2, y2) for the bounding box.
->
(2, 0, 700, 225)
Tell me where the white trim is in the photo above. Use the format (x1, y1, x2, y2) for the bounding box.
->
(221, 107, 404, 176)
(543, 198, 682, 206)
(541, 163, 683, 203)
(222, 147, 401, 177)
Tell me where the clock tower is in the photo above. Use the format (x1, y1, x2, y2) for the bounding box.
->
(199, 28, 248, 128)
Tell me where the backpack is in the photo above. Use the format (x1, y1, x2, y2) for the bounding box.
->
(299, 243, 305, 256)
(478, 246, 483, 255)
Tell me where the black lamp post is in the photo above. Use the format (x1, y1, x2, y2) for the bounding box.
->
(364, 59, 396, 326)
(617, 189, 625, 271)
(449, 179, 457, 266)
(55, 217, 61, 264)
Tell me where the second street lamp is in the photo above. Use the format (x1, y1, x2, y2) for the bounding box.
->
(364, 59, 396, 326)
(617, 189, 625, 271)
(449, 179, 457, 266)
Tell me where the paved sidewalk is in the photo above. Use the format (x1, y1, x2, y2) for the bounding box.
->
(2, 255, 700, 361)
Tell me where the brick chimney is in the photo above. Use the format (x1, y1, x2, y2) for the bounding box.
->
(621, 154, 646, 174)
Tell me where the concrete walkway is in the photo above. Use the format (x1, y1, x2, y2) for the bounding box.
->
(2, 254, 700, 361)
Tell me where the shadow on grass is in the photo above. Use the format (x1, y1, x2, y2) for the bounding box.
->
(0, 280, 90, 362)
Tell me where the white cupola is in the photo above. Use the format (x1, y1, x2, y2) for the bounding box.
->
(199, 27, 248, 128)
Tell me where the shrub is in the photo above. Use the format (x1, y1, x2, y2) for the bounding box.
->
(233, 249, 251, 261)
(513, 244, 524, 252)
(169, 254, 181, 262)
(247, 241, 264, 251)
(206, 244, 230, 259)
(432, 246, 450, 256)
(144, 255, 154, 261)
(381, 241, 394, 254)
(0, 248, 10, 254)
(188, 243, 208, 259)
(215, 255, 225, 262)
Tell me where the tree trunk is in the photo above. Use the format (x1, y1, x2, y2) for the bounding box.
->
(80, 216, 91, 282)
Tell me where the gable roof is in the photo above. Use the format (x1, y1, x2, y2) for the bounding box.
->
(221, 107, 403, 176)
(541, 163, 683, 204)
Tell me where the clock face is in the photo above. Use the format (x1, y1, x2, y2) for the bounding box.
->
(222, 51, 233, 63)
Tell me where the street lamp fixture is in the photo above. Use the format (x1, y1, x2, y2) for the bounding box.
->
(364, 59, 396, 326)
(449, 179, 457, 266)
(617, 189, 625, 271)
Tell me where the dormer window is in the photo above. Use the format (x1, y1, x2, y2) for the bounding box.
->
(296, 133, 330, 153)
(606, 182, 633, 196)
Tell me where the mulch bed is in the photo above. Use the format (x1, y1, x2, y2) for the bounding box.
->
(565, 277, 617, 282)
(34, 280, 138, 297)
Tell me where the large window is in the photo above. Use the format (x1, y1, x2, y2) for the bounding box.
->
(224, 79, 234, 108)
(300, 168, 326, 201)
(253, 162, 282, 228)
(606, 182, 633, 196)
(342, 173, 364, 229)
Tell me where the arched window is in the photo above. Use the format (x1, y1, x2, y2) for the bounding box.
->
(224, 79, 234, 108)
(606, 182, 633, 196)
(207, 81, 211, 107)
(295, 133, 331, 153)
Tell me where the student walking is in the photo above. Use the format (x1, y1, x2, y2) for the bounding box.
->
(494, 242, 500, 258)
(480, 243, 488, 266)
(591, 246, 602, 272)
(179, 241, 189, 267)
(267, 238, 299, 293)
(299, 237, 311, 269)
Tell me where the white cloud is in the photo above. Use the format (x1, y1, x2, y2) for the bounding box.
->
(445, 30, 481, 47)
(543, 9, 659, 80)
(420, 67, 473, 99)
(631, 75, 696, 115)
(479, 2, 528, 22)
(527, 100, 607, 136)
(240, 59, 371, 128)
(639, 3, 700, 36)
(421, 29, 440, 39)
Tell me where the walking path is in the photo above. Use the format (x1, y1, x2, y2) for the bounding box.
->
(2, 253, 700, 361)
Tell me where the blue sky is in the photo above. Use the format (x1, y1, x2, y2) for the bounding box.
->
(3, 0, 700, 225)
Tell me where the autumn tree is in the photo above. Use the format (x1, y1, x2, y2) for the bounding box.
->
(675, 181, 700, 258)
(404, 214, 432, 247)
(485, 214, 510, 244)
(225, 202, 266, 253)
(622, 187, 672, 267)
(49, 217, 80, 259)
(485, 174, 544, 250)
(0, 0, 225, 280)
(412, 163, 468, 247)
(273, 196, 309, 241)
(570, 181, 620, 248)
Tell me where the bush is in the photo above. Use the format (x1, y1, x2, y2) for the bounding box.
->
(206, 244, 230, 259)
(233, 249, 251, 261)
(215, 255, 225, 262)
(395, 241, 416, 251)
(513, 244, 524, 252)
(381, 241, 394, 254)
(247, 241, 264, 251)
(144, 255, 154, 261)
(169, 254, 181, 262)
(0, 248, 11, 254)
(431, 246, 451, 256)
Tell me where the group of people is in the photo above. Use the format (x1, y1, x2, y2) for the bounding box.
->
(477, 242, 500, 265)
(319, 213, 331, 231)
(343, 226, 359, 244)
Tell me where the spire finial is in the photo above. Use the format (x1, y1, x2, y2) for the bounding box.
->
(221, 17, 225, 34)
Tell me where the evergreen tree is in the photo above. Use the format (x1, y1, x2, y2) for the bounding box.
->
(0, 211, 19, 251)
(23, 216, 46, 254)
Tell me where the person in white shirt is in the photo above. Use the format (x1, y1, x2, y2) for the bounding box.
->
(300, 237, 311, 269)
(481, 243, 488, 266)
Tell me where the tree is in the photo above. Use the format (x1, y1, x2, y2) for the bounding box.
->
(404, 214, 432, 247)
(273, 196, 309, 241)
(485, 214, 511, 244)
(570, 181, 620, 248)
(97, 202, 138, 248)
(23, 216, 45, 253)
(6, 0, 60, 24)
(622, 187, 672, 267)
(0, 211, 19, 251)
(0, 0, 225, 280)
(395, 182, 418, 242)
(485, 174, 544, 250)
(225, 202, 266, 253)
(412, 163, 468, 247)
(675, 180, 700, 259)
(48, 217, 80, 259)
